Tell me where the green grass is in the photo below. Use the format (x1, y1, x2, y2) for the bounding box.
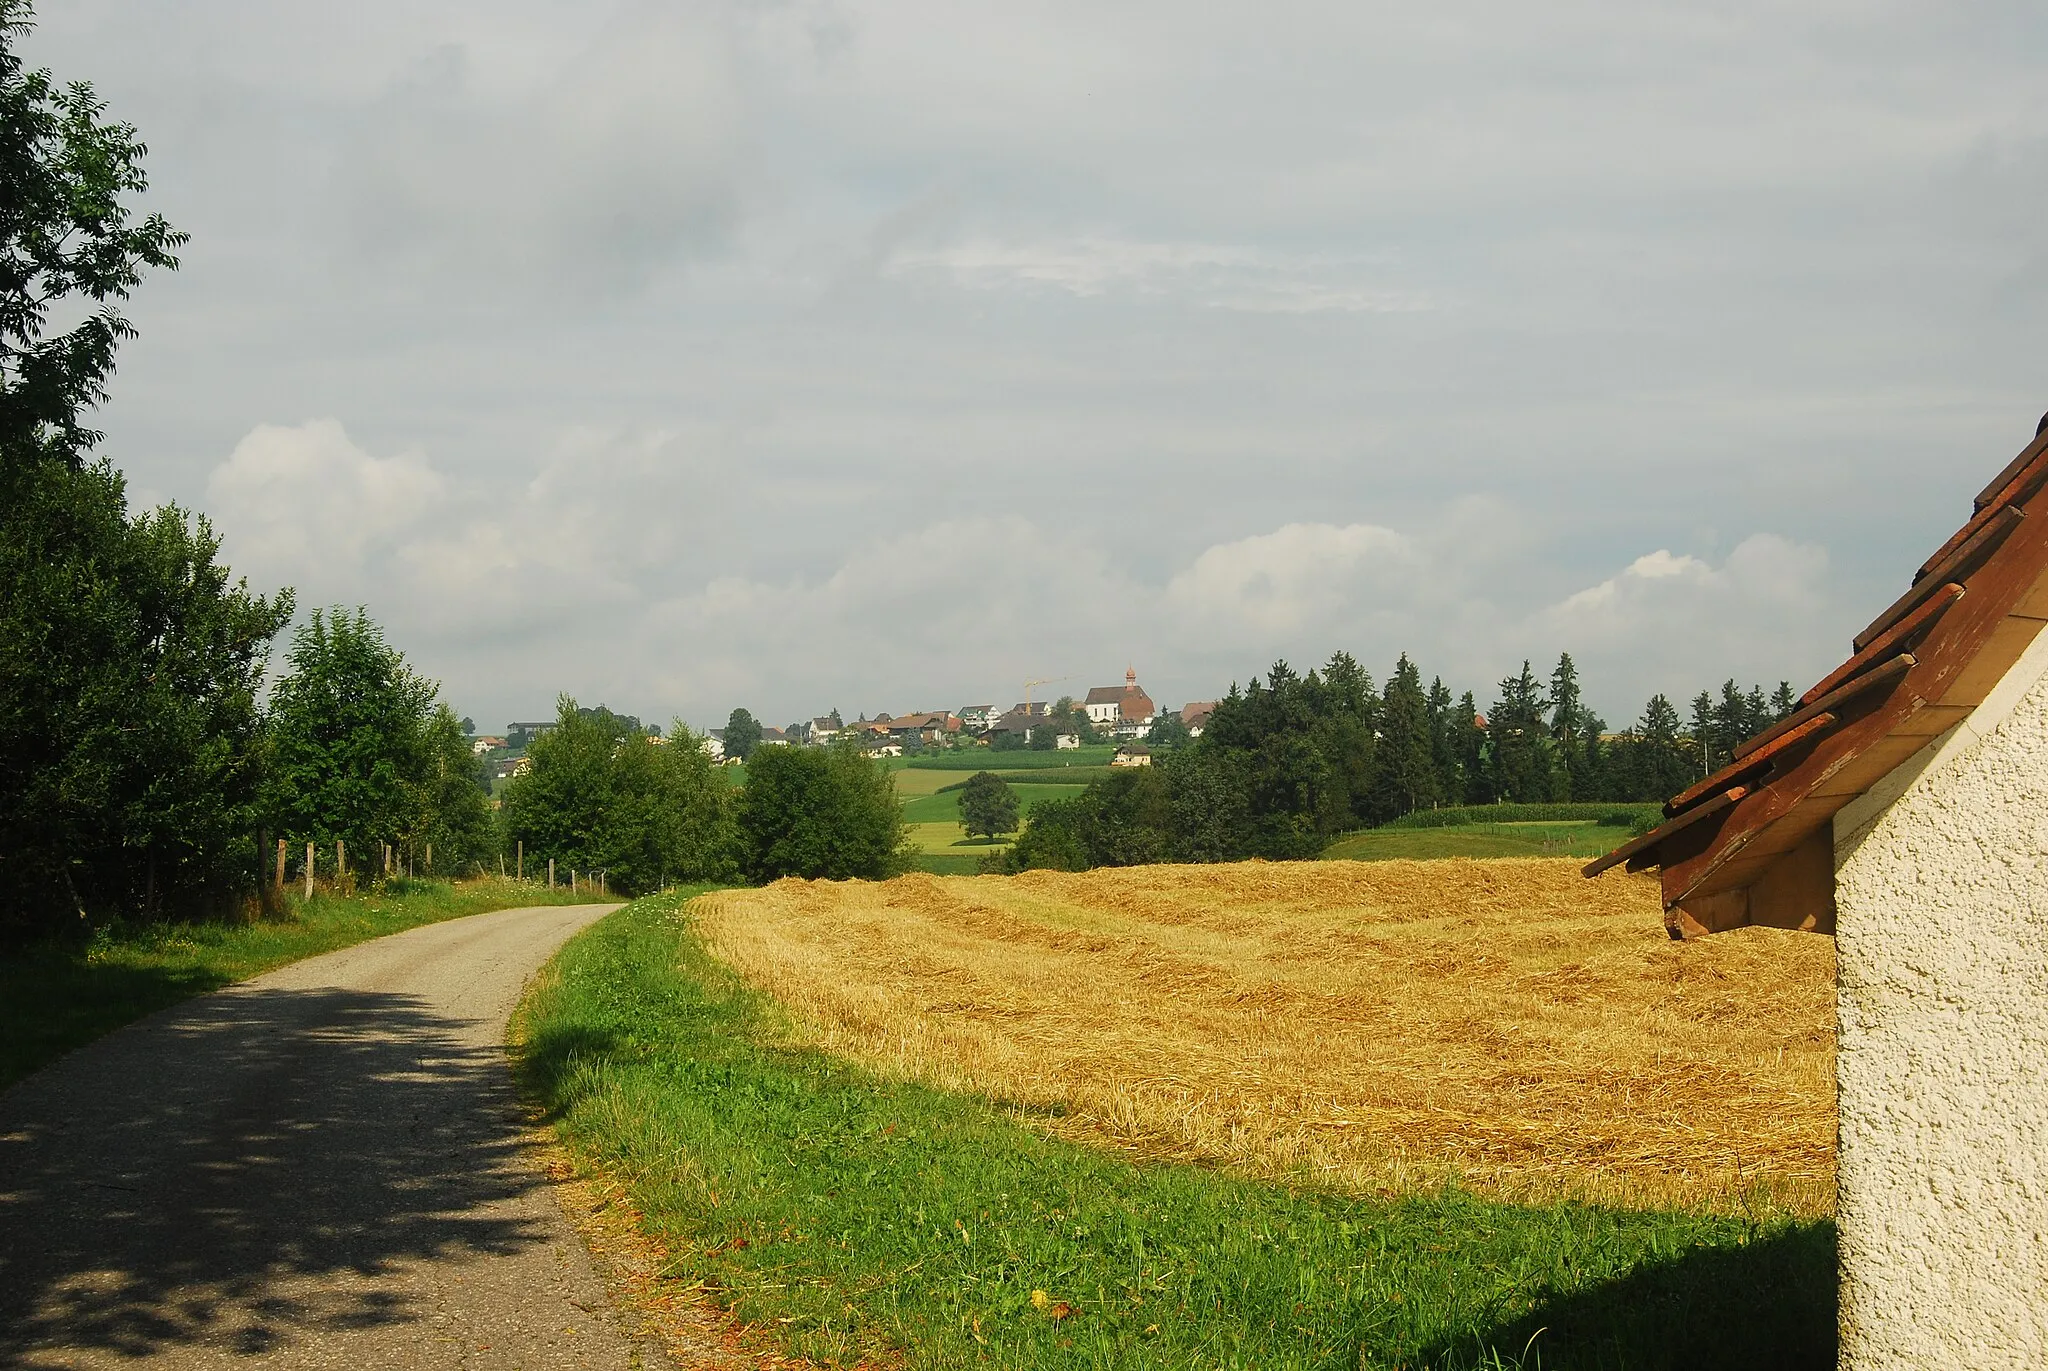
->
(516, 895, 1834, 1370)
(0, 876, 603, 1092)
(902, 783, 1089, 825)
(1376, 803, 1662, 831)
(1323, 823, 1629, 863)
(933, 766, 1118, 790)
(902, 746, 1119, 771)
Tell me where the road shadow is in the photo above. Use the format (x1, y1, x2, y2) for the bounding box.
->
(0, 986, 554, 1366)
(1414, 1221, 1836, 1370)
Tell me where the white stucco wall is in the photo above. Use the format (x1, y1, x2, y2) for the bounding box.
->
(1832, 624, 2048, 1368)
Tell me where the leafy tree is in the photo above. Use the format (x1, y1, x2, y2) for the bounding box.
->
(735, 744, 908, 881)
(1, 467, 290, 932)
(504, 697, 735, 893)
(263, 609, 438, 870)
(416, 704, 493, 873)
(723, 707, 763, 762)
(0, 3, 291, 937)
(1, 0, 186, 466)
(1003, 795, 1093, 872)
(1144, 712, 1192, 748)
(958, 770, 1020, 841)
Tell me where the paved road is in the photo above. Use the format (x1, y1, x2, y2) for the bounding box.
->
(0, 903, 674, 1370)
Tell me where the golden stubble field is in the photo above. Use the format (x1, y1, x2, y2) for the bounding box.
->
(694, 859, 1836, 1215)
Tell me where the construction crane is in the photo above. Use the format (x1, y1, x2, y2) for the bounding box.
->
(1022, 675, 1071, 715)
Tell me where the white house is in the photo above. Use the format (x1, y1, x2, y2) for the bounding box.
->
(1084, 667, 1156, 731)
(1587, 418, 2048, 1367)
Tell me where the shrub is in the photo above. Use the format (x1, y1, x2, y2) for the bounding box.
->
(735, 745, 909, 882)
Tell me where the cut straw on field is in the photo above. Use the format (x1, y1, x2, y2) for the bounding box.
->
(695, 859, 1835, 1215)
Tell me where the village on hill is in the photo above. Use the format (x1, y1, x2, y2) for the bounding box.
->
(470, 667, 1219, 785)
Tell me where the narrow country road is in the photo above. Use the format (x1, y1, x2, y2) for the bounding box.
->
(0, 902, 674, 1370)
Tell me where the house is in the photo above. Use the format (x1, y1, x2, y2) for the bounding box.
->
(1084, 668, 1157, 732)
(1585, 416, 2048, 1367)
(1054, 733, 1080, 750)
(1112, 743, 1153, 767)
(957, 704, 998, 731)
(506, 720, 555, 750)
(1178, 701, 1218, 737)
(700, 732, 725, 762)
(808, 714, 843, 744)
(470, 735, 507, 756)
(757, 727, 792, 747)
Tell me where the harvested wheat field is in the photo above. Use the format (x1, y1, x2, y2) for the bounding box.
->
(694, 858, 1836, 1215)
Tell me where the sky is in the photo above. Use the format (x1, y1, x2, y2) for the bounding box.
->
(23, 1, 2048, 733)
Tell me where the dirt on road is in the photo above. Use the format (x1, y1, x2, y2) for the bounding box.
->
(0, 902, 724, 1370)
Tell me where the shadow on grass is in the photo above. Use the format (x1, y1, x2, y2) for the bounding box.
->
(0, 949, 237, 1093)
(1421, 1221, 1836, 1370)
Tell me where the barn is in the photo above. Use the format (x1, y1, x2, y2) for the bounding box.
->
(1587, 418, 2048, 1366)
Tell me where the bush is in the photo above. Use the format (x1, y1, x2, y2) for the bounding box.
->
(735, 745, 909, 882)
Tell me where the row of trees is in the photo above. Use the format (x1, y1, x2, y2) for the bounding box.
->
(1001, 651, 1802, 871)
(503, 700, 908, 888)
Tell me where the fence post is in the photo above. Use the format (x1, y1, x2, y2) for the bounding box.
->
(275, 838, 286, 890)
(517, 841, 524, 881)
(499, 853, 506, 878)
(548, 857, 555, 889)
(425, 842, 432, 875)
(304, 841, 314, 901)
(571, 869, 578, 894)
(336, 839, 345, 891)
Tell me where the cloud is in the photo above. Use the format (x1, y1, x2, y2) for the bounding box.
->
(887, 236, 1428, 313)
(334, 5, 743, 296)
(206, 419, 444, 579)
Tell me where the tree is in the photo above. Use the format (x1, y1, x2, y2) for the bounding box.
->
(1487, 661, 1552, 803)
(1, 0, 187, 467)
(1365, 654, 1436, 822)
(723, 707, 763, 762)
(263, 608, 438, 870)
(503, 697, 735, 893)
(0, 3, 291, 937)
(1144, 712, 1192, 748)
(416, 704, 493, 874)
(1, 468, 290, 932)
(1549, 652, 1586, 800)
(735, 744, 908, 881)
(958, 770, 1020, 841)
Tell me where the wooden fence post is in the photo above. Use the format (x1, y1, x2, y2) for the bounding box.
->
(425, 842, 432, 875)
(336, 839, 345, 891)
(275, 838, 286, 889)
(517, 841, 524, 881)
(548, 857, 555, 889)
(304, 841, 314, 901)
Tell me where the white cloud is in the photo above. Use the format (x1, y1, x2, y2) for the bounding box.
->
(206, 419, 444, 580)
(888, 236, 1428, 313)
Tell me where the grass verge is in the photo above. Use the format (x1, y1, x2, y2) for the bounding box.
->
(516, 893, 1835, 1370)
(0, 876, 602, 1092)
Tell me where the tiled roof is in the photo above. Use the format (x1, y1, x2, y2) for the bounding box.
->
(1586, 420, 2048, 939)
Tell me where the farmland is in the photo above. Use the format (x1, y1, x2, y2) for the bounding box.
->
(520, 881, 1836, 1368)
(697, 859, 1835, 1215)
(885, 755, 1115, 873)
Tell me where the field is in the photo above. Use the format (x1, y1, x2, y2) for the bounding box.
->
(897, 745, 1119, 771)
(1325, 820, 1628, 862)
(0, 876, 602, 1091)
(893, 761, 1113, 873)
(696, 860, 1836, 1215)
(519, 891, 1835, 1369)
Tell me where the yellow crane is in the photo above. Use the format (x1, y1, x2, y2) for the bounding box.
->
(1022, 675, 1071, 715)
